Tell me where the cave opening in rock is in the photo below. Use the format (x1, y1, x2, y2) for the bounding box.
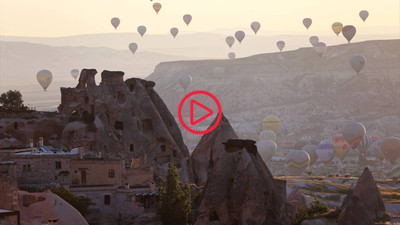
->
(142, 119, 153, 131)
(114, 121, 124, 130)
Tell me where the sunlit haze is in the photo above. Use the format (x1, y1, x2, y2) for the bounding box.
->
(1, 0, 399, 37)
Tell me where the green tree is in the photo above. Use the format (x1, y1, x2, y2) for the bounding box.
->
(0, 90, 29, 112)
(51, 186, 94, 216)
(158, 163, 191, 225)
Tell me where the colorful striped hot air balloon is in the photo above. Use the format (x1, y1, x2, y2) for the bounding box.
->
(286, 150, 310, 175)
(392, 163, 400, 179)
(301, 145, 318, 166)
(332, 136, 349, 160)
(262, 115, 280, 132)
(316, 143, 334, 163)
(259, 130, 277, 142)
(380, 137, 400, 164)
(257, 140, 277, 162)
(342, 122, 366, 148)
(357, 135, 372, 156)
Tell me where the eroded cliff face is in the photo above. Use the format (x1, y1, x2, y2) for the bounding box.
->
(0, 69, 193, 182)
(57, 69, 193, 182)
(194, 139, 289, 225)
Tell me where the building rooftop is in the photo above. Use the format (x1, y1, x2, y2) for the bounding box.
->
(15, 146, 79, 156)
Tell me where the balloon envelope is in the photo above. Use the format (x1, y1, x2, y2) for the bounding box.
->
(357, 135, 372, 155)
(226, 36, 235, 48)
(350, 54, 366, 74)
(129, 43, 138, 54)
(153, 3, 161, 14)
(332, 22, 343, 36)
(316, 143, 334, 163)
(314, 42, 327, 57)
(178, 74, 192, 91)
(380, 137, 400, 164)
(301, 145, 318, 166)
(137, 26, 147, 37)
(295, 139, 311, 150)
(276, 41, 285, 52)
(251, 21, 261, 34)
(309, 36, 319, 46)
(262, 115, 280, 132)
(303, 18, 312, 30)
(392, 163, 400, 179)
(71, 69, 79, 80)
(111, 17, 120, 29)
(359, 10, 369, 22)
(342, 122, 366, 148)
(235, 31, 245, 44)
(37, 70, 53, 91)
(332, 136, 349, 160)
(257, 140, 277, 162)
(259, 130, 277, 142)
(228, 52, 236, 59)
(342, 25, 356, 43)
(183, 14, 192, 26)
(170, 28, 179, 38)
(287, 150, 310, 175)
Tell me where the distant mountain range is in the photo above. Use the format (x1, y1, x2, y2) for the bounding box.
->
(147, 39, 400, 142)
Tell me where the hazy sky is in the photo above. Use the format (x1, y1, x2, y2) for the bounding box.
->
(0, 0, 399, 37)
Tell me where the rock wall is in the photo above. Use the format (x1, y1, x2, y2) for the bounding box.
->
(58, 69, 193, 182)
(194, 139, 289, 225)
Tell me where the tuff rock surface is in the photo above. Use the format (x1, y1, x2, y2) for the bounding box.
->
(194, 139, 289, 225)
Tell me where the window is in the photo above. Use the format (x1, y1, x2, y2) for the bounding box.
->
(108, 169, 115, 178)
(22, 164, 31, 172)
(130, 144, 134, 152)
(160, 145, 166, 152)
(55, 161, 61, 169)
(114, 121, 123, 130)
(104, 195, 111, 205)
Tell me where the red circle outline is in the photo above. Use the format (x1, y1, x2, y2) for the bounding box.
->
(178, 90, 222, 134)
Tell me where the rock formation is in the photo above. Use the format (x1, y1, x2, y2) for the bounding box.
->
(194, 139, 289, 225)
(336, 190, 374, 225)
(191, 114, 238, 186)
(0, 69, 193, 182)
(354, 167, 387, 220)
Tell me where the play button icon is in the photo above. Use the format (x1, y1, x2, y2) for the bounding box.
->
(178, 90, 222, 134)
(190, 99, 213, 125)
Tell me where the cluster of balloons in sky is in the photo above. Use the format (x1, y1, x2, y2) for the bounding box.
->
(36, 6, 370, 91)
(256, 116, 400, 177)
(111, 3, 192, 55)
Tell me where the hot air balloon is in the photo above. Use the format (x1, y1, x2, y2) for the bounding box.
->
(342, 25, 356, 43)
(170, 28, 179, 38)
(332, 136, 349, 160)
(295, 139, 311, 150)
(153, 3, 161, 14)
(129, 43, 138, 55)
(37, 70, 53, 91)
(350, 54, 366, 74)
(332, 22, 343, 36)
(342, 122, 366, 149)
(316, 143, 334, 163)
(137, 26, 147, 37)
(178, 74, 192, 91)
(391, 163, 400, 179)
(259, 130, 277, 142)
(235, 31, 245, 44)
(257, 140, 277, 162)
(262, 115, 280, 133)
(226, 36, 235, 48)
(251, 21, 261, 34)
(314, 42, 327, 57)
(228, 52, 236, 59)
(183, 14, 192, 26)
(357, 135, 372, 155)
(359, 10, 369, 22)
(380, 137, 400, 164)
(303, 18, 312, 30)
(111, 17, 120, 30)
(286, 150, 310, 175)
(309, 36, 319, 46)
(276, 41, 285, 52)
(71, 69, 79, 80)
(301, 145, 318, 166)
(309, 139, 320, 145)
(366, 140, 383, 160)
